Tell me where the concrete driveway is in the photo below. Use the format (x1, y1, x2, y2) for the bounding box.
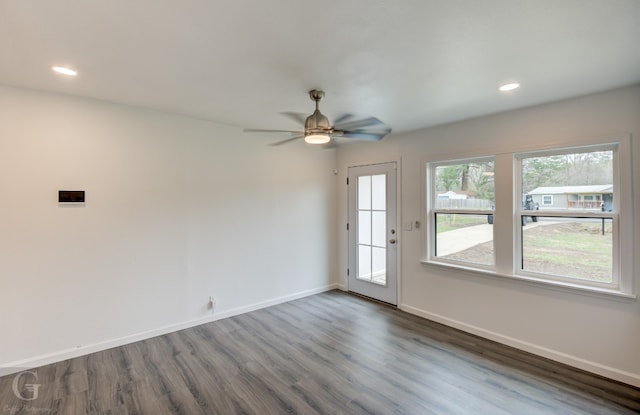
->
(437, 221, 553, 256)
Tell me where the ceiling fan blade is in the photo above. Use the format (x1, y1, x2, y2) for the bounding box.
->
(342, 127, 392, 135)
(332, 113, 354, 126)
(280, 112, 308, 126)
(269, 135, 305, 146)
(340, 131, 390, 141)
(333, 116, 386, 130)
(244, 128, 304, 134)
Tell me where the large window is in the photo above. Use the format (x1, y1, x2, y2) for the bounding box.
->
(425, 138, 633, 297)
(428, 158, 495, 268)
(516, 147, 617, 289)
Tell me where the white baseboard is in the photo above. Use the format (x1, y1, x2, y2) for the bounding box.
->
(212, 283, 340, 320)
(0, 284, 339, 377)
(399, 303, 640, 388)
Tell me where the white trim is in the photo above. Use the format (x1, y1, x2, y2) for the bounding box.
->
(421, 133, 629, 165)
(513, 141, 619, 160)
(515, 142, 628, 294)
(399, 303, 640, 388)
(429, 155, 495, 167)
(420, 259, 636, 300)
(347, 161, 400, 306)
(427, 157, 496, 268)
(432, 209, 496, 215)
(423, 134, 634, 296)
(0, 284, 339, 377)
(396, 157, 404, 308)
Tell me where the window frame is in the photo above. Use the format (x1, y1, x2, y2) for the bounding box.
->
(514, 144, 620, 291)
(542, 195, 553, 205)
(427, 156, 496, 270)
(423, 135, 634, 298)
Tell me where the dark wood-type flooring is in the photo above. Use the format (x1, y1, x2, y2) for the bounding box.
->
(1, 290, 639, 414)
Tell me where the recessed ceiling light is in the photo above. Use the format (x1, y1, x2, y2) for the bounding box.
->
(499, 82, 520, 92)
(52, 66, 78, 77)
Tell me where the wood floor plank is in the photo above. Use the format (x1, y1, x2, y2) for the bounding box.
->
(1, 290, 638, 414)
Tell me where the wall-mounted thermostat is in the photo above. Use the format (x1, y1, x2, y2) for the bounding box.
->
(58, 190, 85, 204)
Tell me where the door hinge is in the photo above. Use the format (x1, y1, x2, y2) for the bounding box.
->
(346, 177, 349, 185)
(346, 223, 349, 231)
(347, 268, 350, 276)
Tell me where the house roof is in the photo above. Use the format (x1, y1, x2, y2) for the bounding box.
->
(529, 185, 613, 195)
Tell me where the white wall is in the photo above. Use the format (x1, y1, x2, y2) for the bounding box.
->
(2, 82, 638, 387)
(0, 85, 338, 368)
(337, 85, 640, 386)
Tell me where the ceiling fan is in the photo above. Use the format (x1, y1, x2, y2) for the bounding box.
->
(244, 89, 392, 146)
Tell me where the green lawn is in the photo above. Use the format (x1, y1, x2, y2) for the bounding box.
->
(436, 213, 487, 233)
(439, 220, 613, 284)
(522, 222, 613, 283)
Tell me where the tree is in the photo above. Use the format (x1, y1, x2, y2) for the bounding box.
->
(436, 165, 462, 192)
(471, 170, 495, 202)
(460, 164, 470, 191)
(435, 161, 494, 203)
(522, 150, 613, 192)
(522, 155, 565, 193)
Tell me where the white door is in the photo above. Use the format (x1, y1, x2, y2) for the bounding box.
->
(348, 162, 398, 305)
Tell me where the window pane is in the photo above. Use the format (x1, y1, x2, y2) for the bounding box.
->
(521, 217, 613, 283)
(358, 211, 371, 245)
(371, 174, 386, 210)
(522, 150, 613, 212)
(371, 211, 386, 247)
(435, 213, 494, 266)
(358, 245, 372, 281)
(435, 161, 494, 210)
(371, 247, 386, 285)
(358, 176, 371, 210)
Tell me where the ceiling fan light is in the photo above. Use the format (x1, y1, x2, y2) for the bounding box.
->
(305, 133, 330, 144)
(52, 66, 78, 76)
(499, 82, 520, 92)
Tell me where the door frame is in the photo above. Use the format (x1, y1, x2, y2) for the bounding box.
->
(347, 161, 400, 306)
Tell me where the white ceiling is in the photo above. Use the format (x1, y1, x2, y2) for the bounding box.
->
(2, 0, 639, 135)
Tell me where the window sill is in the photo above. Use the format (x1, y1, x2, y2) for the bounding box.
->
(420, 259, 637, 301)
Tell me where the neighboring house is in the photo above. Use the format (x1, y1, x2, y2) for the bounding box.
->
(528, 185, 613, 211)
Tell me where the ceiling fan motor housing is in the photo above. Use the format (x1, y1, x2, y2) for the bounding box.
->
(305, 90, 331, 136)
(305, 109, 332, 135)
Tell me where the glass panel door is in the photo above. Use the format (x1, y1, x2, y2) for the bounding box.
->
(348, 162, 397, 305)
